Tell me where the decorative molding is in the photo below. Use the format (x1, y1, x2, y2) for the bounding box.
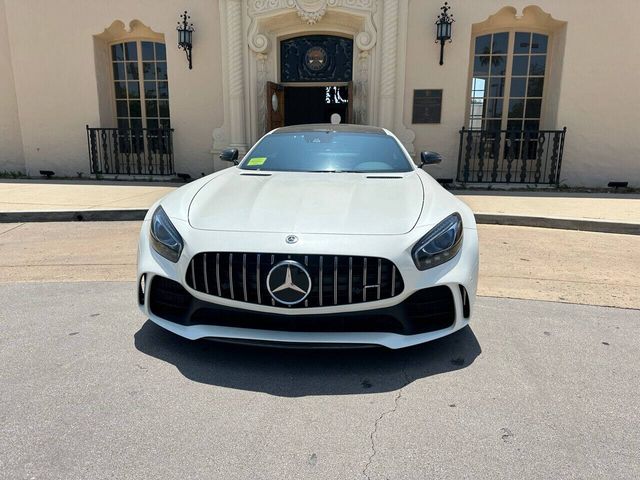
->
(353, 50, 369, 124)
(293, 0, 327, 24)
(473, 5, 566, 34)
(95, 19, 164, 42)
(248, 0, 376, 55)
(226, 0, 249, 152)
(249, 0, 374, 17)
(377, 0, 414, 154)
(256, 52, 269, 136)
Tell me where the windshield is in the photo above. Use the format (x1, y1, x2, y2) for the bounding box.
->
(239, 131, 414, 173)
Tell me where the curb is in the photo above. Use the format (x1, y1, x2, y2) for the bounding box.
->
(0, 209, 147, 223)
(1, 209, 638, 235)
(475, 213, 640, 236)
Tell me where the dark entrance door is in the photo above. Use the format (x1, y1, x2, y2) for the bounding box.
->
(283, 84, 351, 126)
(267, 34, 354, 130)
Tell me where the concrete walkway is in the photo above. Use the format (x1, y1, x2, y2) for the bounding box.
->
(0, 180, 638, 233)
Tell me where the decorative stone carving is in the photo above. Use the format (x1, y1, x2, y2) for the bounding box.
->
(256, 52, 269, 136)
(292, 0, 327, 24)
(215, 0, 415, 162)
(377, 0, 415, 154)
(227, 0, 248, 152)
(378, 0, 399, 129)
(355, 30, 374, 51)
(353, 50, 369, 124)
(249, 0, 374, 24)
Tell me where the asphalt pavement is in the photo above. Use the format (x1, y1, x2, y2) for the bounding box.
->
(1, 282, 638, 479)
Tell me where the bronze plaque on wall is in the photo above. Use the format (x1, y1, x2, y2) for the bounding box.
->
(412, 89, 443, 124)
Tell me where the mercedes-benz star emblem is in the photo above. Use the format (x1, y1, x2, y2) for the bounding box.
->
(267, 260, 312, 305)
(285, 235, 298, 244)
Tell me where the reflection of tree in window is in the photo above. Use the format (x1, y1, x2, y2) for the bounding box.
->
(468, 31, 548, 134)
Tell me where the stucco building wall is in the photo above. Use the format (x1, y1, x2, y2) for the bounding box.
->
(1, 0, 224, 177)
(0, 0, 24, 173)
(405, 0, 640, 186)
(0, 0, 638, 186)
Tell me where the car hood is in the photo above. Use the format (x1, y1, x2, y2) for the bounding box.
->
(188, 170, 424, 235)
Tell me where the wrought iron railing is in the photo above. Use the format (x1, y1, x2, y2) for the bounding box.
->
(457, 127, 566, 185)
(86, 126, 175, 176)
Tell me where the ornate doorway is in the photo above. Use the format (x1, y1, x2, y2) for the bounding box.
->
(214, 0, 415, 159)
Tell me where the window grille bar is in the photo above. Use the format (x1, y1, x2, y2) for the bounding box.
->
(86, 127, 175, 175)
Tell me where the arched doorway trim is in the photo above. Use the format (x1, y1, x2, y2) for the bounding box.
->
(213, 0, 415, 161)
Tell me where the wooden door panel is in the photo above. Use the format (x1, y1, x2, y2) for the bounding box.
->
(267, 82, 284, 132)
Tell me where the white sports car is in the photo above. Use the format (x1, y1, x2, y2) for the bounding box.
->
(137, 124, 479, 349)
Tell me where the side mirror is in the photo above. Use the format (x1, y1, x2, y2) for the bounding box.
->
(420, 151, 443, 168)
(219, 148, 239, 165)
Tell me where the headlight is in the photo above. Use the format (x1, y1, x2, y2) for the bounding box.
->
(150, 206, 183, 263)
(412, 212, 463, 270)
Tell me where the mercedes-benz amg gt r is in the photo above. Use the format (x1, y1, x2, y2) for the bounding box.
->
(137, 124, 479, 349)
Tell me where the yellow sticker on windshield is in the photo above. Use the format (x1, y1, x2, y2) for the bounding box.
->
(247, 157, 267, 166)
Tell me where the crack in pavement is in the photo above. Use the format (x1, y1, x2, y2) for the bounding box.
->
(0, 223, 24, 237)
(362, 369, 411, 480)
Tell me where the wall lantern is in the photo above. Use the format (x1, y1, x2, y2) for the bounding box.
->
(177, 10, 194, 69)
(435, 2, 454, 66)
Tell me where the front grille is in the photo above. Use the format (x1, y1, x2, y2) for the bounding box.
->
(148, 275, 454, 335)
(185, 252, 404, 308)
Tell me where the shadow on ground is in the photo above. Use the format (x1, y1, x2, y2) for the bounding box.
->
(134, 320, 481, 397)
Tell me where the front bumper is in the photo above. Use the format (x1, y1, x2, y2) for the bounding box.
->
(137, 220, 479, 349)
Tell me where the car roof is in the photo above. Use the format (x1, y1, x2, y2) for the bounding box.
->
(271, 124, 388, 135)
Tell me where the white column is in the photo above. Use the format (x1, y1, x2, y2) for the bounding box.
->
(226, 0, 248, 152)
(377, 0, 399, 131)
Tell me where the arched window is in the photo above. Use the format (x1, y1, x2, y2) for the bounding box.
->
(468, 30, 548, 132)
(110, 40, 171, 131)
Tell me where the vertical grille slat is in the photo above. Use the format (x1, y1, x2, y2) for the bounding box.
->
(216, 253, 221, 296)
(391, 265, 396, 297)
(203, 253, 210, 294)
(191, 260, 197, 291)
(318, 255, 323, 307)
(256, 253, 262, 304)
(228, 253, 234, 300)
(242, 253, 248, 302)
(187, 252, 404, 309)
(348, 256, 353, 304)
(363, 257, 368, 302)
(333, 256, 338, 306)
